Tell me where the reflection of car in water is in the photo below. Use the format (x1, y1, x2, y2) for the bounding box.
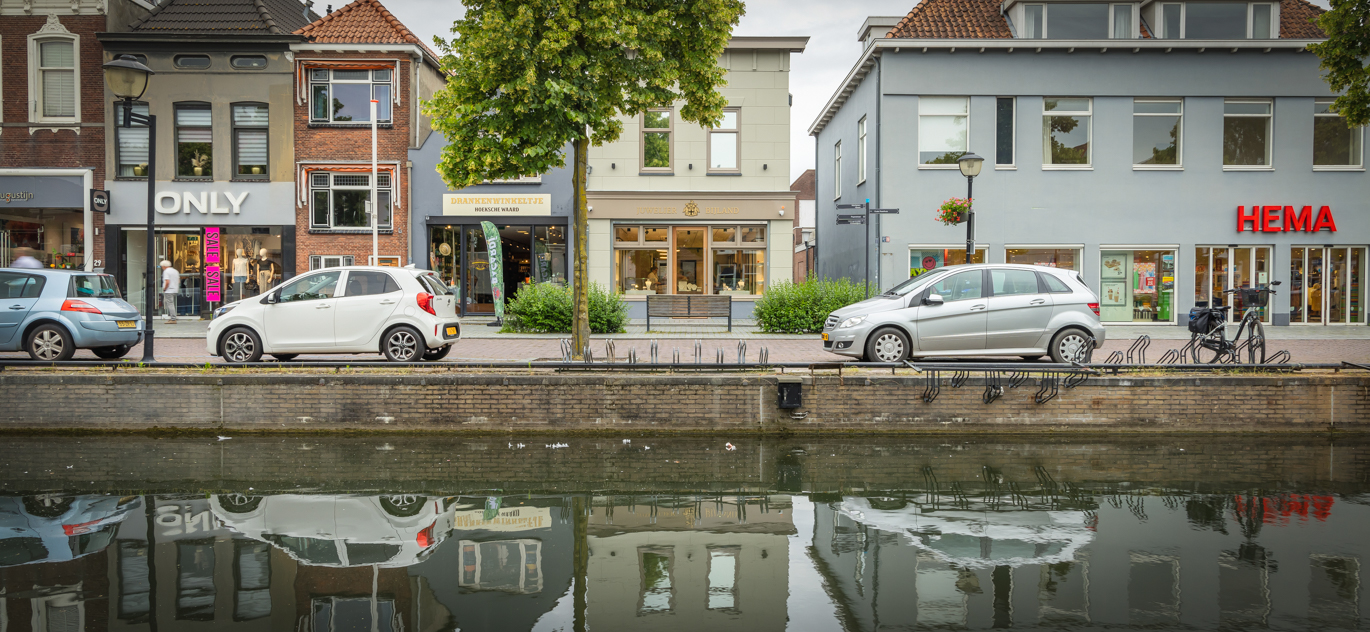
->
(0, 494, 140, 567)
(209, 494, 455, 568)
(836, 497, 1095, 569)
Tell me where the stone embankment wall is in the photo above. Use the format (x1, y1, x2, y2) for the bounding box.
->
(0, 372, 1365, 432)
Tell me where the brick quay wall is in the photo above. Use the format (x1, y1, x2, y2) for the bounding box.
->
(0, 371, 1365, 432)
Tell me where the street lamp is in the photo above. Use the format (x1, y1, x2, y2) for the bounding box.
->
(957, 152, 984, 262)
(103, 54, 158, 363)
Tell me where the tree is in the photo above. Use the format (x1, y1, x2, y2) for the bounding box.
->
(1308, 0, 1370, 128)
(424, 0, 745, 356)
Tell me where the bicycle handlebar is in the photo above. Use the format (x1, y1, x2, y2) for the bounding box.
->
(1223, 287, 1277, 294)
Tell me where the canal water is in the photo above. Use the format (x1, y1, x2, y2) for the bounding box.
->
(0, 434, 1365, 631)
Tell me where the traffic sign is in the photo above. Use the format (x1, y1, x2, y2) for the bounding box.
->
(869, 208, 900, 214)
(836, 217, 865, 225)
(837, 214, 866, 222)
(836, 203, 865, 210)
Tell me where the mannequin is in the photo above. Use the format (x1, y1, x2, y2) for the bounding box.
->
(254, 248, 279, 292)
(231, 249, 250, 300)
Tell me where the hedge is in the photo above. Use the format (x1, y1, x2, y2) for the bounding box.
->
(501, 282, 628, 334)
(752, 278, 869, 333)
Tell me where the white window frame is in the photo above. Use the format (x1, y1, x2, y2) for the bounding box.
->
(1313, 99, 1365, 171)
(640, 108, 675, 174)
(918, 96, 969, 169)
(833, 140, 842, 199)
(707, 107, 741, 175)
(1023, 4, 1045, 39)
(1042, 97, 1093, 170)
(309, 255, 355, 270)
(1004, 245, 1085, 271)
(1248, 2, 1278, 38)
(28, 18, 80, 125)
(857, 117, 867, 183)
(1110, 4, 1137, 38)
(308, 68, 393, 124)
(308, 171, 394, 230)
(996, 96, 1016, 169)
(1157, 3, 1183, 38)
(1132, 98, 1184, 170)
(1222, 98, 1273, 171)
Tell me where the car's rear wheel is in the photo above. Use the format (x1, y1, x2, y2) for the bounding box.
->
(382, 326, 425, 362)
(270, 354, 298, 362)
(1049, 328, 1092, 364)
(25, 324, 75, 361)
(220, 327, 263, 363)
(217, 493, 263, 514)
(422, 345, 452, 361)
(380, 495, 427, 517)
(92, 345, 132, 359)
(864, 328, 910, 363)
(1020, 355, 1045, 362)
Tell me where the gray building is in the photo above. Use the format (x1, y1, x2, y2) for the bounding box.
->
(811, 0, 1366, 328)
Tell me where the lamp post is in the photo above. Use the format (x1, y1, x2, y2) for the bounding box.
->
(957, 152, 984, 262)
(103, 54, 157, 363)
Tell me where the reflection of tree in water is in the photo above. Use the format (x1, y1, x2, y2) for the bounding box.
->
(1039, 561, 1074, 597)
(1320, 557, 1359, 600)
(1185, 496, 1230, 534)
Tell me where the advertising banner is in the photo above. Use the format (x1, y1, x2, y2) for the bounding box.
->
(480, 221, 504, 321)
(204, 227, 221, 302)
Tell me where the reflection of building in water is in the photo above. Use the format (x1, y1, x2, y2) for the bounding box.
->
(586, 494, 793, 631)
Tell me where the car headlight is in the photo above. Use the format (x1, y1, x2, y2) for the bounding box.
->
(838, 315, 867, 329)
(212, 304, 236, 319)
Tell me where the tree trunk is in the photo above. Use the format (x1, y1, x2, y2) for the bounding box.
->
(572, 136, 591, 358)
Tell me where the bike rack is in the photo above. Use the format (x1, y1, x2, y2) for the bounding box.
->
(560, 339, 573, 362)
(693, 340, 702, 364)
(1159, 337, 1197, 365)
(605, 340, 616, 363)
(737, 341, 747, 364)
(982, 371, 1005, 404)
(1107, 335, 1150, 364)
(921, 369, 941, 403)
(1034, 372, 1060, 404)
(1264, 349, 1292, 364)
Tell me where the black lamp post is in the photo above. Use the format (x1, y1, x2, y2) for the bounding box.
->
(957, 153, 984, 262)
(103, 54, 158, 362)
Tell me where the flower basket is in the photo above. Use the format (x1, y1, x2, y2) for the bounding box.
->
(936, 197, 971, 226)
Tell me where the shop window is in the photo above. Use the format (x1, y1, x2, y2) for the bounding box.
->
(1289, 246, 1365, 325)
(1223, 99, 1272, 168)
(232, 103, 269, 179)
(1006, 248, 1080, 270)
(1100, 249, 1177, 323)
(175, 103, 213, 179)
(1195, 246, 1271, 322)
(309, 68, 393, 124)
(996, 97, 1015, 167)
(309, 255, 354, 270)
(224, 228, 285, 301)
(31, 34, 79, 123)
(116, 101, 151, 178)
(919, 97, 968, 166)
(230, 55, 267, 69)
(1134, 99, 1182, 167)
(1313, 100, 1364, 168)
(712, 224, 765, 295)
(709, 108, 740, 173)
(910, 247, 985, 277)
(617, 249, 668, 294)
(833, 141, 842, 198)
(857, 117, 867, 182)
(614, 224, 767, 295)
(534, 226, 567, 284)
(641, 109, 673, 172)
(674, 227, 705, 294)
(1043, 98, 1091, 167)
(174, 55, 210, 69)
(309, 172, 393, 230)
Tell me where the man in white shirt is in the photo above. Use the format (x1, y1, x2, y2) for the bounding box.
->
(160, 260, 181, 323)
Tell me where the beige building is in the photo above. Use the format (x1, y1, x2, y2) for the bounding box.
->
(586, 36, 808, 318)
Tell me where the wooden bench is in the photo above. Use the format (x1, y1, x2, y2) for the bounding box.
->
(646, 295, 732, 332)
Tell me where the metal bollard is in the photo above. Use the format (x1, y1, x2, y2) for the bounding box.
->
(694, 340, 702, 364)
(650, 340, 659, 364)
(737, 341, 747, 364)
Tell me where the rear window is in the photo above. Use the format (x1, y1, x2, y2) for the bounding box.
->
(418, 273, 453, 295)
(69, 275, 121, 299)
(1041, 273, 1073, 294)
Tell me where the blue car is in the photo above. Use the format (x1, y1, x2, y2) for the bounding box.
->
(0, 269, 144, 361)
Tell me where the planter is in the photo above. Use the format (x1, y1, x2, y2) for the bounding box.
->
(193, 167, 204, 177)
(251, 166, 262, 175)
(133, 166, 145, 177)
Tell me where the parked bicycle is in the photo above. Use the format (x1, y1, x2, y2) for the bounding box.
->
(1188, 281, 1280, 364)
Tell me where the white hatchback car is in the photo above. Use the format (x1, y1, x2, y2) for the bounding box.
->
(207, 266, 460, 362)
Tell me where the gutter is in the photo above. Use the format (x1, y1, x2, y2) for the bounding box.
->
(292, 43, 442, 69)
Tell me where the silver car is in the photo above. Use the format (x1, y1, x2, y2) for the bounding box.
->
(823, 264, 1105, 363)
(0, 269, 144, 361)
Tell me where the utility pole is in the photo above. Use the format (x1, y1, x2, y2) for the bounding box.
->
(837, 201, 899, 297)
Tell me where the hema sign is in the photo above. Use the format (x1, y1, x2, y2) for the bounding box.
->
(106, 181, 295, 226)
(1237, 205, 1337, 233)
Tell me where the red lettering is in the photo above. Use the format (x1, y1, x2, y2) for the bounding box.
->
(1262, 206, 1281, 232)
(1284, 205, 1313, 232)
(1311, 205, 1337, 232)
(1237, 205, 1261, 232)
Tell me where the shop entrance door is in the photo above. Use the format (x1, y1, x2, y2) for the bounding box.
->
(1194, 246, 1272, 323)
(1289, 247, 1366, 325)
(462, 225, 531, 315)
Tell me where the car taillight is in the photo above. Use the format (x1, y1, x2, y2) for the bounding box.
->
(61, 299, 101, 314)
(1087, 302, 1100, 317)
(416, 292, 436, 315)
(417, 522, 436, 548)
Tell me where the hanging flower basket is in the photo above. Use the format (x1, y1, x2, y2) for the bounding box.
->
(936, 197, 972, 226)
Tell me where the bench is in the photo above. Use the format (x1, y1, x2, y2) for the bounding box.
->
(646, 295, 732, 332)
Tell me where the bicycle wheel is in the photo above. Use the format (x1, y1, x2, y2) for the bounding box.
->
(1245, 319, 1266, 364)
(1191, 333, 1228, 364)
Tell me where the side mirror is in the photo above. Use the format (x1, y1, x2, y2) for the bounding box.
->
(1271, 280, 1283, 286)
(923, 293, 944, 306)
(263, 292, 278, 304)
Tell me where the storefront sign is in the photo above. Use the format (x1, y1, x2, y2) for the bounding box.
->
(106, 181, 295, 226)
(587, 192, 789, 220)
(444, 194, 551, 216)
(0, 175, 85, 209)
(90, 189, 110, 214)
(1237, 205, 1337, 233)
(155, 191, 249, 215)
(204, 227, 221, 302)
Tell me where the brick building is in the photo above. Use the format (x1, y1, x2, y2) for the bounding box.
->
(790, 169, 815, 282)
(1, 0, 111, 270)
(289, 0, 446, 272)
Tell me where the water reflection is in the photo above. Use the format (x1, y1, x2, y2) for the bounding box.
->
(0, 435, 1365, 630)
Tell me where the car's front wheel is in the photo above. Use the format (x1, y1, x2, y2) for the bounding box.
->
(864, 328, 911, 363)
(220, 327, 264, 363)
(25, 324, 75, 361)
(382, 326, 425, 362)
(1049, 328, 1092, 364)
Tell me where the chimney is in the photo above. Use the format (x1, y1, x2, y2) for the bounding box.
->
(303, 0, 313, 20)
(326, 4, 332, 13)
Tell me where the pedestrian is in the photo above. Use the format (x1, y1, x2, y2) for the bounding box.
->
(160, 260, 180, 324)
(10, 247, 43, 269)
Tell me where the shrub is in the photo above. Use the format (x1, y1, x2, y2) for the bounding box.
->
(502, 282, 628, 334)
(753, 278, 869, 333)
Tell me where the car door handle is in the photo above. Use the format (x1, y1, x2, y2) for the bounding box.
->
(379, 300, 396, 305)
(1030, 298, 1047, 305)
(969, 304, 986, 311)
(315, 304, 332, 309)
(8, 305, 24, 310)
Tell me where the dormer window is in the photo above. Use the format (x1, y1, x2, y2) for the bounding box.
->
(1019, 3, 1136, 39)
(1155, 3, 1277, 39)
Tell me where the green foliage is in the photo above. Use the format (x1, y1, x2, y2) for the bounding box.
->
(753, 278, 870, 334)
(503, 282, 627, 334)
(1309, 0, 1370, 128)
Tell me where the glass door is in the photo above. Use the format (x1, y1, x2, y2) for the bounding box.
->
(673, 228, 705, 294)
(1290, 247, 1366, 324)
(1194, 246, 1272, 322)
(464, 227, 493, 314)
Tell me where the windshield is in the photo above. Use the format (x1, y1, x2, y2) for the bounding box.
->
(69, 275, 122, 299)
(883, 269, 950, 297)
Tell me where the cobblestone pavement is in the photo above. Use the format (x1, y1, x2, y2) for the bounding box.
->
(4, 335, 1367, 364)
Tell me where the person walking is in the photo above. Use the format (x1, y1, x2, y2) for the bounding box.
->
(10, 247, 43, 269)
(160, 260, 181, 324)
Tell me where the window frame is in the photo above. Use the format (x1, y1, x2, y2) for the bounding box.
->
(1042, 97, 1093, 170)
(1313, 99, 1365, 171)
(174, 102, 214, 180)
(173, 55, 211, 69)
(612, 223, 768, 297)
(1157, 2, 1183, 38)
(918, 96, 970, 168)
(1132, 98, 1184, 170)
(1222, 98, 1273, 170)
(230, 102, 269, 181)
(1023, 4, 1045, 38)
(857, 116, 867, 183)
(308, 255, 355, 270)
(115, 100, 151, 179)
(996, 97, 1016, 169)
(29, 31, 81, 125)
(308, 171, 394, 230)
(706, 107, 741, 175)
(307, 68, 394, 125)
(833, 140, 842, 199)
(229, 55, 267, 70)
(1110, 3, 1136, 38)
(640, 108, 675, 174)
(1248, 3, 1276, 38)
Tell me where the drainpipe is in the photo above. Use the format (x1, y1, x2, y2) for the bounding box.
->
(813, 130, 820, 279)
(873, 52, 881, 292)
(407, 160, 414, 265)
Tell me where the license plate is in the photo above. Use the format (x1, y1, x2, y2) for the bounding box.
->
(821, 332, 829, 341)
(445, 326, 457, 336)
(117, 320, 136, 329)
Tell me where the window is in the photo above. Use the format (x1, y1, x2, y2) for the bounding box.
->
(614, 224, 767, 295)
(1048, 3, 1109, 38)
(176, 540, 215, 620)
(928, 270, 984, 302)
(1186, 2, 1248, 38)
(996, 97, 1015, 166)
(309, 68, 393, 124)
(174, 55, 210, 69)
(919, 97, 968, 166)
(910, 247, 986, 276)
(709, 108, 740, 173)
(991, 268, 1043, 296)
(1313, 100, 1363, 168)
(309, 171, 393, 230)
(230, 55, 267, 69)
(712, 225, 766, 295)
(1042, 274, 1073, 293)
(344, 271, 399, 296)
(833, 141, 842, 198)
(116, 102, 151, 177)
(1133, 99, 1182, 167)
(1112, 4, 1134, 38)
(707, 548, 740, 612)
(1158, 3, 1182, 38)
(639, 548, 675, 614)
(857, 117, 867, 182)
(1043, 98, 1091, 167)
(117, 540, 151, 622)
(1024, 4, 1045, 38)
(308, 255, 354, 270)
(1006, 248, 1081, 270)
(277, 270, 340, 301)
(32, 36, 78, 122)
(1223, 99, 1272, 167)
(1250, 3, 1274, 38)
(233, 541, 271, 621)
(641, 109, 673, 172)
(175, 103, 213, 179)
(232, 103, 268, 179)
(1100, 249, 1176, 322)
(0, 272, 45, 298)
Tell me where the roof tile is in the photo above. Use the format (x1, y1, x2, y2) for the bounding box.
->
(132, 0, 316, 35)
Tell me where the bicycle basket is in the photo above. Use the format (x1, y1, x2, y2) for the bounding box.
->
(1239, 287, 1269, 308)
